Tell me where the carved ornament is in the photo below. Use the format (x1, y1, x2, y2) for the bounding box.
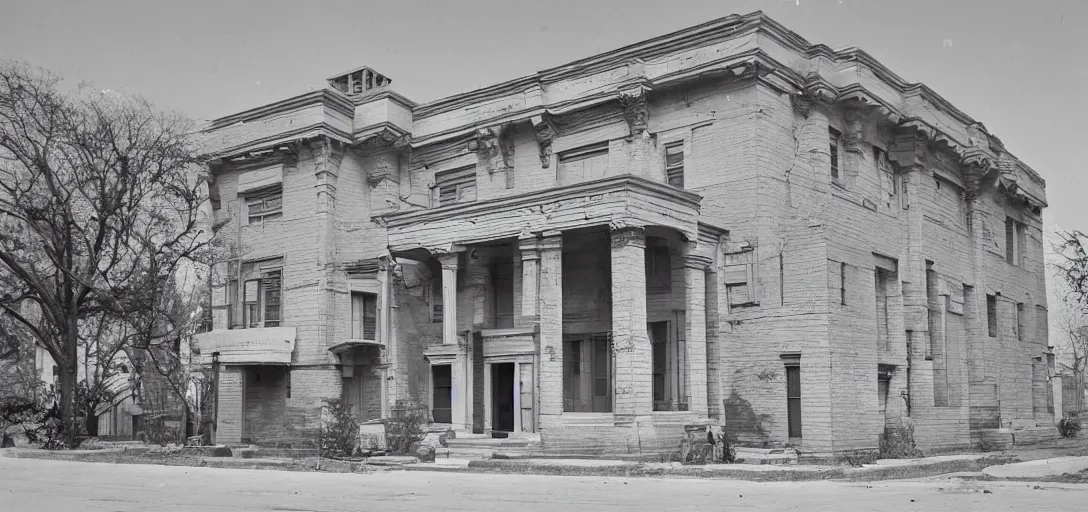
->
(532, 114, 557, 168)
(618, 86, 650, 141)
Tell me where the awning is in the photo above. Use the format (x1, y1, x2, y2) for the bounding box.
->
(193, 327, 296, 365)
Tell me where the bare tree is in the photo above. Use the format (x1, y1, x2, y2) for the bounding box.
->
(1054, 229, 1088, 413)
(0, 61, 209, 442)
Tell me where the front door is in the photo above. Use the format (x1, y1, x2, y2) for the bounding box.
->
(491, 363, 515, 432)
(432, 365, 452, 424)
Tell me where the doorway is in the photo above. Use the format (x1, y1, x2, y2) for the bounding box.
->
(431, 365, 452, 424)
(491, 363, 516, 433)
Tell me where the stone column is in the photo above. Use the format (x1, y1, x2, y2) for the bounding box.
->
(378, 256, 394, 418)
(519, 237, 541, 324)
(438, 252, 459, 345)
(705, 266, 722, 420)
(681, 249, 711, 417)
(611, 226, 652, 417)
(537, 232, 564, 418)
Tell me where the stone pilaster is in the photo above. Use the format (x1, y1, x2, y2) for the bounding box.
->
(610, 226, 651, 417)
(681, 249, 712, 417)
(537, 232, 564, 417)
(438, 252, 460, 345)
(518, 236, 541, 324)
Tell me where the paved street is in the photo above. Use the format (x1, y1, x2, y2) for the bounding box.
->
(1, 457, 1086, 511)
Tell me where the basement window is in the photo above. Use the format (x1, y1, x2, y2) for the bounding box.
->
(664, 142, 685, 188)
(434, 166, 477, 206)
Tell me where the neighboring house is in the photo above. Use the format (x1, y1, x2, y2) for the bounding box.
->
(33, 345, 140, 438)
(196, 12, 1051, 456)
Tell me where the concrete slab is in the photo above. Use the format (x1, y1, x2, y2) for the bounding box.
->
(366, 456, 420, 466)
(982, 456, 1088, 479)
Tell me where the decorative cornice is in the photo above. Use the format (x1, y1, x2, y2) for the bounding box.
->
(207, 89, 354, 130)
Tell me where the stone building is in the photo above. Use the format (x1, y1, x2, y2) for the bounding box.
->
(196, 11, 1053, 456)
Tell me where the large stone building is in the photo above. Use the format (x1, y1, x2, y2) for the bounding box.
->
(196, 11, 1053, 456)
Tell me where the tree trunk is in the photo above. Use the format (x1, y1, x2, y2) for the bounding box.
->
(58, 362, 77, 444)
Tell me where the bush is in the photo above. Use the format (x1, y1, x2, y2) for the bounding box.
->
(320, 398, 359, 459)
(385, 400, 428, 455)
(1058, 413, 1082, 439)
(878, 420, 923, 459)
(840, 449, 878, 467)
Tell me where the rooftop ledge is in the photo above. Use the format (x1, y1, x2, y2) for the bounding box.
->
(375, 175, 703, 252)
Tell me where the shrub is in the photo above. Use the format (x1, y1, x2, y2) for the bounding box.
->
(975, 436, 1002, 453)
(840, 449, 878, 467)
(878, 420, 923, 459)
(320, 398, 359, 459)
(1058, 413, 1082, 439)
(385, 400, 428, 455)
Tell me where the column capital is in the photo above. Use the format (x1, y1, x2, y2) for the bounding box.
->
(681, 253, 714, 271)
(539, 230, 563, 252)
(609, 224, 645, 249)
(518, 236, 542, 255)
(437, 252, 460, 269)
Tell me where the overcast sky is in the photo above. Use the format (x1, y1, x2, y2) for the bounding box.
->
(1, 0, 1083, 235)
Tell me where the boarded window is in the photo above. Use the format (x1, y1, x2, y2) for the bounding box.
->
(246, 186, 283, 225)
(664, 142, 684, 188)
(351, 292, 378, 340)
(645, 237, 671, 292)
(987, 294, 998, 337)
(723, 249, 759, 309)
(557, 142, 609, 185)
(434, 166, 477, 206)
(828, 127, 841, 183)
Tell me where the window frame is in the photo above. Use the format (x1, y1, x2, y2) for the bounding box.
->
(243, 267, 282, 328)
(433, 165, 477, 207)
(664, 141, 685, 188)
(828, 127, 842, 184)
(351, 291, 379, 341)
(244, 186, 283, 226)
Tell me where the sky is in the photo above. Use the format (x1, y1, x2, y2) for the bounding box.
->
(0, 0, 1083, 231)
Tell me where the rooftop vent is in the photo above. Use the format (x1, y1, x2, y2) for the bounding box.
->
(327, 66, 391, 96)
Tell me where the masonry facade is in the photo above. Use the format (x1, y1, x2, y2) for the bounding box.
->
(196, 11, 1052, 455)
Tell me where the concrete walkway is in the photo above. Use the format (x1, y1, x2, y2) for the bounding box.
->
(982, 456, 1088, 479)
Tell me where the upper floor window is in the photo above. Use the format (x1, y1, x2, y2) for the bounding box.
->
(1005, 217, 1025, 266)
(987, 294, 998, 337)
(351, 292, 378, 340)
(434, 166, 477, 206)
(664, 142, 684, 188)
(246, 187, 282, 225)
(244, 268, 282, 328)
(557, 142, 609, 185)
(828, 128, 842, 184)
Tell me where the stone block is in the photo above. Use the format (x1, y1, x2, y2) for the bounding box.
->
(359, 420, 387, 451)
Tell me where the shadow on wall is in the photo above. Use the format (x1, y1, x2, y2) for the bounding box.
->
(722, 391, 771, 447)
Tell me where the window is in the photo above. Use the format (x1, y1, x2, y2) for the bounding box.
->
(1005, 217, 1025, 266)
(431, 273, 443, 323)
(557, 142, 609, 185)
(1016, 303, 1025, 342)
(246, 187, 282, 225)
(491, 258, 514, 328)
(987, 294, 997, 337)
(875, 268, 891, 351)
(723, 249, 759, 309)
(351, 292, 378, 340)
(664, 142, 684, 188)
(434, 166, 477, 206)
(840, 262, 848, 306)
(645, 237, 671, 292)
(244, 269, 282, 328)
(829, 127, 841, 183)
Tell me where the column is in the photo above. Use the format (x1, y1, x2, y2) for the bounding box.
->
(519, 236, 541, 324)
(438, 252, 459, 345)
(611, 226, 651, 417)
(705, 265, 722, 420)
(378, 256, 394, 418)
(451, 355, 466, 429)
(682, 248, 711, 417)
(537, 231, 564, 418)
